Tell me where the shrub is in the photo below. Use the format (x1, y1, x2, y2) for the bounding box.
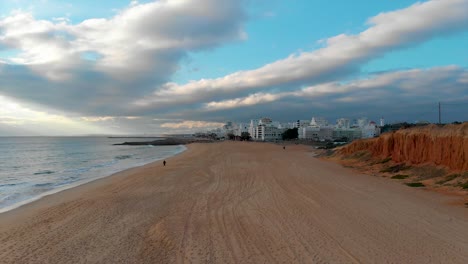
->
(379, 157, 392, 164)
(391, 174, 409, 179)
(458, 181, 468, 189)
(405, 182, 425, 187)
(282, 128, 298, 140)
(436, 174, 459, 185)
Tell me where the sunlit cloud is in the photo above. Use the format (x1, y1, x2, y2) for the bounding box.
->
(0, 0, 246, 80)
(80, 116, 116, 122)
(200, 66, 468, 111)
(0, 95, 115, 135)
(204, 92, 284, 110)
(160, 120, 224, 129)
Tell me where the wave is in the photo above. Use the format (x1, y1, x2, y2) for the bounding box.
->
(115, 155, 132, 160)
(33, 170, 55, 175)
(34, 183, 54, 188)
(0, 183, 26, 188)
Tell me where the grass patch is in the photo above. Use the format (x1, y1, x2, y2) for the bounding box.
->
(381, 163, 411, 173)
(436, 174, 459, 185)
(391, 174, 409, 179)
(405, 182, 425, 187)
(379, 157, 392, 164)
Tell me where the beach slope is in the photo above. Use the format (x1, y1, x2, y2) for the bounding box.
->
(1, 142, 467, 263)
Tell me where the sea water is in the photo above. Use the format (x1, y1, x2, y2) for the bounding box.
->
(0, 137, 186, 213)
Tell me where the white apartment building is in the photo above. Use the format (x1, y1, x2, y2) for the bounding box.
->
(310, 117, 329, 127)
(336, 118, 351, 129)
(255, 125, 285, 141)
(295, 120, 311, 128)
(332, 128, 362, 141)
(281, 122, 296, 129)
(248, 117, 287, 141)
(361, 121, 381, 138)
(300, 126, 333, 141)
(230, 114, 383, 142)
(249, 119, 259, 138)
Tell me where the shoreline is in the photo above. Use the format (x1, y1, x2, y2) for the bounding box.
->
(0, 144, 187, 215)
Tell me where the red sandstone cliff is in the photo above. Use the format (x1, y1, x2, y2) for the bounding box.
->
(338, 123, 468, 171)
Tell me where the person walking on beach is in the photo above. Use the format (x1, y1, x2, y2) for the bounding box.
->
(163, 160, 166, 166)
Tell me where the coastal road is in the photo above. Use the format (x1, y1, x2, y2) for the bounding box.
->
(0, 142, 467, 263)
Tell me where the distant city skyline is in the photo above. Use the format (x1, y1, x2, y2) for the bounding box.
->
(0, 0, 467, 136)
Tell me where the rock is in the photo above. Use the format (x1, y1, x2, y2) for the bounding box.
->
(114, 138, 213, 146)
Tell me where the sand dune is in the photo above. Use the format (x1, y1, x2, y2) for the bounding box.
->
(1, 142, 467, 263)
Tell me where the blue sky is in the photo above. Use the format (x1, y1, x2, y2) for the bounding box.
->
(0, 0, 467, 135)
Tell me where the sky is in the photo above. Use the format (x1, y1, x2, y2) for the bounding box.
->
(0, 0, 467, 136)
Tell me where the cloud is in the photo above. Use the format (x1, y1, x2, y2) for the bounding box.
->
(0, 0, 467, 134)
(134, 0, 468, 111)
(0, 95, 115, 135)
(160, 120, 224, 129)
(80, 116, 116, 122)
(0, 0, 247, 112)
(1, 0, 246, 68)
(0, 117, 26, 126)
(195, 66, 468, 122)
(205, 92, 284, 110)
(203, 66, 467, 107)
(80, 115, 142, 122)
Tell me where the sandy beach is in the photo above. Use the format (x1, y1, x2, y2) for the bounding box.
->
(0, 141, 467, 263)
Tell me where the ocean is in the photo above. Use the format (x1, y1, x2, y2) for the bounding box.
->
(0, 137, 186, 213)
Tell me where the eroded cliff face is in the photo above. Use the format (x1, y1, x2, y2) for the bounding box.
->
(339, 123, 468, 171)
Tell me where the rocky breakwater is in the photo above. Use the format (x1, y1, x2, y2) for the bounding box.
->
(114, 137, 213, 146)
(339, 123, 468, 172)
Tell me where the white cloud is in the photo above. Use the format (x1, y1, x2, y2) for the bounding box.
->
(205, 92, 284, 110)
(124, 116, 141, 120)
(0, 0, 246, 80)
(134, 0, 468, 109)
(160, 120, 223, 129)
(80, 116, 142, 122)
(0, 117, 25, 126)
(201, 66, 467, 111)
(0, 95, 115, 134)
(0, 0, 467, 132)
(80, 116, 116, 122)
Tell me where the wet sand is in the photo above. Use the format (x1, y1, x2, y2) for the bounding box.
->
(1, 141, 467, 263)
